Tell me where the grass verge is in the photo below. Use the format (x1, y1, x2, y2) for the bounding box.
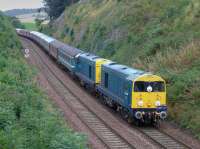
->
(0, 12, 87, 149)
(22, 22, 37, 31)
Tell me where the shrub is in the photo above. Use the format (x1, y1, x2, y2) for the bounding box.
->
(0, 12, 87, 148)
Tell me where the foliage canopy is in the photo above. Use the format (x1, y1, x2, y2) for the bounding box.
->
(43, 0, 79, 20)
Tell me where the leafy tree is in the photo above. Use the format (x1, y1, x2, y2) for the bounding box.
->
(8, 16, 25, 29)
(35, 18, 43, 28)
(43, 0, 79, 20)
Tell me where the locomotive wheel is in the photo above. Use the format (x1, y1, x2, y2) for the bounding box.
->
(99, 96, 107, 105)
(70, 73, 76, 80)
(134, 119, 141, 126)
(95, 92, 100, 98)
(80, 80, 84, 87)
(112, 104, 118, 111)
(153, 119, 161, 128)
(120, 108, 129, 120)
(127, 115, 134, 124)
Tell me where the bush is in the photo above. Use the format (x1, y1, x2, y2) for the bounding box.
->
(0, 12, 87, 148)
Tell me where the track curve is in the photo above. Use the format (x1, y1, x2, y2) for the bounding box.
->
(22, 37, 137, 149)
(20, 37, 192, 149)
(139, 127, 188, 149)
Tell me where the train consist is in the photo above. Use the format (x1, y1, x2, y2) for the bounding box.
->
(17, 29, 167, 125)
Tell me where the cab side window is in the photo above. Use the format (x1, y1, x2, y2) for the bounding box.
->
(123, 83, 129, 95)
(89, 65, 92, 79)
(104, 73, 109, 88)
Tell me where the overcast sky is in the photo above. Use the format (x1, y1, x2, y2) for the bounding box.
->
(0, 0, 43, 11)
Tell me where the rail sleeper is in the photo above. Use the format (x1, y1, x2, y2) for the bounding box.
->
(32, 47, 133, 149)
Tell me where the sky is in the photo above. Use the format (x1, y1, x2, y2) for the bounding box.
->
(0, 0, 44, 11)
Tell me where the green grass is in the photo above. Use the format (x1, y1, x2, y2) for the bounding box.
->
(23, 22, 37, 31)
(48, 0, 200, 139)
(0, 12, 87, 148)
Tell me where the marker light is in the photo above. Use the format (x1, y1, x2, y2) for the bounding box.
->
(147, 86, 153, 92)
(138, 101, 143, 107)
(155, 101, 161, 106)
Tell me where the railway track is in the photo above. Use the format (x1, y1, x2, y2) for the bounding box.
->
(139, 128, 188, 149)
(28, 40, 135, 149)
(22, 37, 191, 149)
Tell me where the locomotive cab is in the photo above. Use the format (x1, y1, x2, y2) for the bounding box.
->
(132, 74, 167, 121)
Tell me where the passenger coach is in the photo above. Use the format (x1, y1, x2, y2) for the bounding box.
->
(51, 40, 83, 72)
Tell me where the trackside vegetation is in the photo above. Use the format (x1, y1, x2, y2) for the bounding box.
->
(0, 12, 87, 149)
(46, 0, 200, 139)
(22, 22, 38, 31)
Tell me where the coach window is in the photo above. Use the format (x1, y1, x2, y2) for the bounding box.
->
(89, 65, 92, 79)
(77, 59, 80, 64)
(105, 73, 109, 88)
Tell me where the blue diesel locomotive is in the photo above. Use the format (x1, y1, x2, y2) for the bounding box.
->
(97, 62, 167, 123)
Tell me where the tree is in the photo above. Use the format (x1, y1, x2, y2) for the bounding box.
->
(43, 0, 79, 20)
(8, 17, 25, 29)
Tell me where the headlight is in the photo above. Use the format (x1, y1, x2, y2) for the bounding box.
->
(137, 101, 143, 107)
(155, 101, 161, 106)
(147, 86, 153, 92)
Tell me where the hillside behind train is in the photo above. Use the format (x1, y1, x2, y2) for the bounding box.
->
(44, 0, 200, 139)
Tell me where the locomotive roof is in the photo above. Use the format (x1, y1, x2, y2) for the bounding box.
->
(16, 28, 22, 31)
(31, 31, 55, 43)
(51, 40, 83, 57)
(16, 29, 27, 33)
(79, 53, 102, 61)
(103, 62, 146, 80)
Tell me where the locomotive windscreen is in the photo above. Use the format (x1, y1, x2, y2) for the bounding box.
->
(134, 81, 165, 92)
